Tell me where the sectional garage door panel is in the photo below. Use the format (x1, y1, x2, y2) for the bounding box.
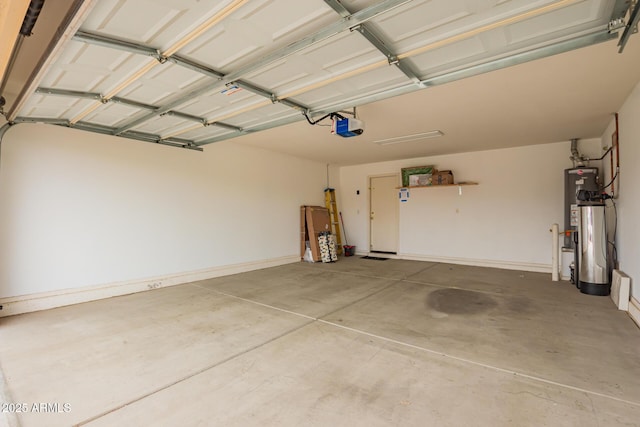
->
(12, 0, 628, 149)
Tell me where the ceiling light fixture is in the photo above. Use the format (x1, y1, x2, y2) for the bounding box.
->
(374, 131, 444, 145)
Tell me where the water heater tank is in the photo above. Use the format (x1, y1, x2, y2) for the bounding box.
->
(577, 204, 609, 295)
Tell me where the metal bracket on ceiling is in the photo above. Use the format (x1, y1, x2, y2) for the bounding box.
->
(609, 17, 626, 32)
(337, 107, 357, 117)
(328, 5, 422, 86)
(204, 121, 243, 132)
(36, 87, 159, 112)
(73, 30, 160, 59)
(168, 56, 224, 80)
(117, 130, 203, 151)
(11, 115, 202, 151)
(161, 110, 207, 125)
(183, 141, 199, 150)
(325, 0, 350, 17)
(13, 116, 71, 126)
(73, 30, 227, 80)
(36, 87, 102, 101)
(228, 80, 309, 111)
(618, 0, 640, 52)
(160, 110, 243, 132)
(110, 97, 158, 111)
(227, 80, 269, 100)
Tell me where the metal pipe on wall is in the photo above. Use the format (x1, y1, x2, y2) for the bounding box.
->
(569, 138, 586, 167)
(613, 113, 620, 197)
(551, 223, 559, 281)
(551, 224, 560, 282)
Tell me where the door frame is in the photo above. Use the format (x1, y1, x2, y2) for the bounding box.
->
(368, 173, 400, 254)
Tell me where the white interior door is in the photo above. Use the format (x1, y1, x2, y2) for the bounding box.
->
(370, 175, 399, 253)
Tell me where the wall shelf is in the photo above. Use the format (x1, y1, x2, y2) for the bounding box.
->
(397, 182, 478, 189)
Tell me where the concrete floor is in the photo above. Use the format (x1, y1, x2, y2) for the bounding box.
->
(1, 258, 639, 427)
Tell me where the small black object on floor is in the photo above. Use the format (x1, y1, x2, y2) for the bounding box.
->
(361, 256, 389, 261)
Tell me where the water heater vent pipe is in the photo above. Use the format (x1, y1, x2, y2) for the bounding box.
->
(570, 138, 586, 167)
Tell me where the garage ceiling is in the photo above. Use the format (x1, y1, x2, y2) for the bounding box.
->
(1, 0, 639, 164)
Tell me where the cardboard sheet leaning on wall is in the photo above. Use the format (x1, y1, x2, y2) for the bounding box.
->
(300, 206, 333, 262)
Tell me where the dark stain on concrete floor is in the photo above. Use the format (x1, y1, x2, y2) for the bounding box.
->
(427, 288, 498, 315)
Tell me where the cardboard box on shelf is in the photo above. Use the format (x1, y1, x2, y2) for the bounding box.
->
(432, 170, 454, 185)
(401, 165, 434, 187)
(409, 173, 432, 186)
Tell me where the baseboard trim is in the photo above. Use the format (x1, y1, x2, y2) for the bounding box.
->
(0, 255, 300, 317)
(398, 253, 551, 273)
(629, 297, 640, 329)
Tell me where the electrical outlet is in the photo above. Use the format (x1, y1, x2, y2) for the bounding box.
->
(148, 281, 162, 289)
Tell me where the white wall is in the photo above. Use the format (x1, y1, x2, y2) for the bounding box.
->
(0, 124, 327, 299)
(601, 82, 640, 298)
(339, 140, 602, 271)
